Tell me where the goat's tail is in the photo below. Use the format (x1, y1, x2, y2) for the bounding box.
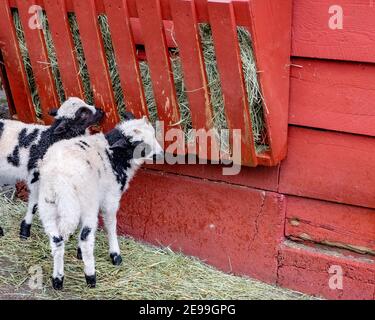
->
(39, 175, 81, 240)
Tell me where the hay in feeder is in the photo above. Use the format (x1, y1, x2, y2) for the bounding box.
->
(11, 10, 268, 153)
(0, 191, 313, 300)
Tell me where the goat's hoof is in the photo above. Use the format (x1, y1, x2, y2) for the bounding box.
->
(51, 276, 64, 290)
(19, 221, 31, 240)
(77, 247, 82, 260)
(110, 253, 122, 266)
(0, 227, 4, 237)
(85, 274, 96, 288)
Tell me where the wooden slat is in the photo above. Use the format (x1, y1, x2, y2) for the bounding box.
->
(208, 0, 256, 166)
(0, 0, 36, 123)
(170, 0, 213, 131)
(279, 126, 375, 209)
(73, 0, 119, 131)
(286, 196, 375, 254)
(44, 0, 84, 99)
(0, 50, 16, 116)
(242, 0, 292, 165)
(136, 0, 181, 132)
(290, 58, 375, 137)
(103, 0, 148, 118)
(16, 0, 59, 124)
(292, 0, 375, 63)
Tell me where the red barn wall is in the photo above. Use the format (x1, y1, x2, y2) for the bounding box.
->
(118, 0, 375, 300)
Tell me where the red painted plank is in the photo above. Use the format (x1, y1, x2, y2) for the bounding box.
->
(286, 196, 375, 254)
(290, 58, 375, 137)
(17, 0, 60, 124)
(208, 0, 256, 166)
(103, 0, 148, 118)
(136, 0, 181, 133)
(279, 241, 375, 300)
(0, 0, 36, 123)
(280, 127, 375, 209)
(73, 0, 119, 131)
(292, 0, 375, 63)
(243, 0, 292, 164)
(44, 0, 85, 99)
(118, 169, 285, 284)
(146, 163, 280, 192)
(170, 0, 213, 131)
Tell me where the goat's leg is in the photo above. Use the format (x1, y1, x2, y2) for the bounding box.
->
(102, 200, 122, 266)
(49, 235, 65, 290)
(78, 217, 98, 288)
(20, 178, 39, 240)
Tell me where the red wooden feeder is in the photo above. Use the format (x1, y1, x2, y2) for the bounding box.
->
(0, 0, 293, 167)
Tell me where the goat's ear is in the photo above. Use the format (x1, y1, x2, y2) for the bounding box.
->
(109, 138, 128, 150)
(123, 111, 135, 121)
(48, 108, 58, 117)
(53, 120, 68, 135)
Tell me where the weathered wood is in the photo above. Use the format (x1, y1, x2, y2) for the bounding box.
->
(136, 0, 181, 134)
(44, 0, 85, 99)
(0, 0, 36, 123)
(17, 0, 60, 124)
(118, 169, 285, 284)
(208, 0, 256, 166)
(292, 0, 375, 63)
(280, 126, 375, 209)
(103, 0, 148, 118)
(286, 196, 375, 254)
(74, 0, 119, 131)
(290, 58, 375, 137)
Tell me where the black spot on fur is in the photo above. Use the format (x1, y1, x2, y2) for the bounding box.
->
(77, 247, 82, 260)
(76, 142, 87, 150)
(80, 227, 91, 241)
(85, 274, 96, 288)
(105, 129, 137, 191)
(27, 117, 89, 172)
(52, 276, 64, 290)
(0, 121, 4, 139)
(7, 146, 20, 167)
(53, 236, 63, 246)
(45, 198, 55, 205)
(110, 253, 123, 266)
(20, 220, 31, 240)
(32, 204, 38, 215)
(30, 171, 39, 184)
(18, 128, 40, 148)
(79, 140, 91, 148)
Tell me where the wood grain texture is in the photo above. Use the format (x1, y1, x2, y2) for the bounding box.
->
(292, 0, 375, 63)
(290, 58, 375, 136)
(286, 196, 375, 254)
(0, 0, 36, 123)
(17, 0, 60, 124)
(44, 0, 85, 99)
(118, 169, 285, 284)
(279, 126, 375, 209)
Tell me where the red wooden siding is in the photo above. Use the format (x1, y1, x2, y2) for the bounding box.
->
(292, 0, 375, 63)
(286, 196, 375, 254)
(290, 58, 375, 137)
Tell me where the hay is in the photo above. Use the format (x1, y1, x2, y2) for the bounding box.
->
(0, 192, 314, 300)
(11, 10, 268, 152)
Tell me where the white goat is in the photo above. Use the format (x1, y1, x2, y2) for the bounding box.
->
(0, 97, 104, 239)
(37, 113, 163, 289)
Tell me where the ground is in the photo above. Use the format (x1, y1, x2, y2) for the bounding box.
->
(0, 189, 316, 300)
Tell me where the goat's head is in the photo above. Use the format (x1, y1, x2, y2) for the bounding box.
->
(109, 112, 164, 164)
(48, 97, 105, 136)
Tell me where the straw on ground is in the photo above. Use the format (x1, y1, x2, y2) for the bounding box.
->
(0, 190, 314, 300)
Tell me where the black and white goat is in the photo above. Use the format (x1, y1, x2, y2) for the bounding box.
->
(0, 97, 104, 239)
(37, 113, 163, 289)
